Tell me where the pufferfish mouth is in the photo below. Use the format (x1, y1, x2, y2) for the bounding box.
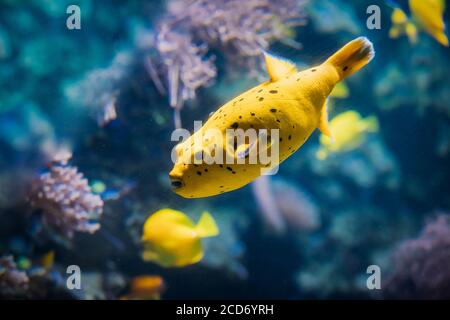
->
(170, 177, 184, 190)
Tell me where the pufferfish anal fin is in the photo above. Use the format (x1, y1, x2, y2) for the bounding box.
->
(318, 99, 333, 139)
(263, 51, 298, 82)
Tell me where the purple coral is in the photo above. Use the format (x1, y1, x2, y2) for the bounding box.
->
(383, 214, 450, 299)
(148, 0, 307, 125)
(169, 0, 306, 62)
(29, 152, 103, 238)
(153, 25, 217, 128)
(0, 256, 29, 298)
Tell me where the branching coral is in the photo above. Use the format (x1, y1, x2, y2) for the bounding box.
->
(147, 0, 307, 124)
(29, 151, 104, 238)
(0, 255, 29, 298)
(383, 214, 450, 299)
(65, 51, 134, 127)
(152, 25, 217, 128)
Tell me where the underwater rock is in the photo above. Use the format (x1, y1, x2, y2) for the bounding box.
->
(29, 151, 104, 239)
(0, 255, 29, 299)
(383, 214, 450, 299)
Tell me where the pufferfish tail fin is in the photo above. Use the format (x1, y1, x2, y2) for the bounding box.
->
(195, 211, 219, 238)
(325, 37, 375, 81)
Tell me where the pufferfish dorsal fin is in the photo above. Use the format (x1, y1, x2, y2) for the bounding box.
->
(263, 51, 298, 82)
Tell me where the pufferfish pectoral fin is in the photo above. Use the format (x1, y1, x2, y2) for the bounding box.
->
(318, 99, 333, 139)
(263, 51, 298, 82)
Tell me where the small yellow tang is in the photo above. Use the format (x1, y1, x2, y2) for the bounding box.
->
(389, 7, 418, 44)
(141, 209, 219, 267)
(121, 275, 165, 300)
(409, 0, 449, 46)
(169, 37, 375, 198)
(316, 110, 379, 160)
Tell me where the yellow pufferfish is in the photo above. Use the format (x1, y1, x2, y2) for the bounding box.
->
(141, 209, 219, 267)
(169, 37, 375, 198)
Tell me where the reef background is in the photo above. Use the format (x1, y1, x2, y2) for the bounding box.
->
(1, 0, 450, 299)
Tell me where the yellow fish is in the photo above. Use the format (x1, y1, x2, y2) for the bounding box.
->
(141, 209, 219, 267)
(316, 110, 379, 160)
(409, 0, 449, 46)
(121, 275, 165, 300)
(389, 7, 418, 44)
(169, 37, 375, 198)
(330, 81, 350, 99)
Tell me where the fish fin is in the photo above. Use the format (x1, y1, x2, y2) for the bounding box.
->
(434, 32, 449, 46)
(405, 23, 419, 44)
(142, 250, 158, 262)
(330, 81, 349, 99)
(364, 116, 379, 133)
(325, 37, 375, 81)
(195, 211, 219, 238)
(236, 140, 257, 159)
(318, 100, 333, 139)
(263, 51, 298, 82)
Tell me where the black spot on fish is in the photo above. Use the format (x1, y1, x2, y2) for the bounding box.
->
(219, 185, 224, 188)
(219, 164, 223, 168)
(288, 135, 292, 140)
(292, 125, 295, 129)
(226, 166, 233, 171)
(269, 90, 278, 94)
(311, 69, 316, 72)
(343, 66, 349, 71)
(250, 124, 254, 128)
(270, 108, 277, 113)
(231, 122, 239, 129)
(239, 115, 242, 119)
(204, 168, 208, 172)
(259, 97, 264, 101)
(251, 112, 255, 116)
(196, 171, 202, 176)
(288, 146, 292, 150)
(279, 137, 283, 142)
(276, 119, 280, 123)
(194, 164, 198, 167)
(232, 171, 236, 174)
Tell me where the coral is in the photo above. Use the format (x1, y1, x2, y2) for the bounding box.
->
(252, 176, 321, 233)
(152, 26, 217, 127)
(383, 214, 450, 299)
(0, 255, 29, 299)
(147, 0, 307, 117)
(29, 151, 104, 238)
(272, 178, 321, 232)
(65, 51, 134, 127)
